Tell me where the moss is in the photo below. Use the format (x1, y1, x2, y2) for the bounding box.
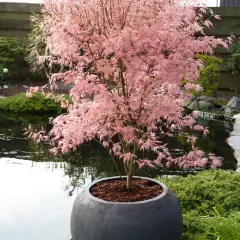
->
(0, 93, 66, 114)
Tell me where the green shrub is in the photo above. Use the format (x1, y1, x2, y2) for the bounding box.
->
(161, 170, 240, 240)
(182, 54, 222, 97)
(0, 37, 26, 77)
(0, 93, 66, 114)
(197, 54, 222, 97)
(162, 170, 240, 215)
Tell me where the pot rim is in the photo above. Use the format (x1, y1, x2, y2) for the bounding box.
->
(86, 176, 168, 205)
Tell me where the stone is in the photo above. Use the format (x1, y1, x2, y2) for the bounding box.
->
(187, 100, 199, 110)
(198, 100, 215, 111)
(228, 136, 240, 150)
(187, 97, 215, 111)
(233, 123, 240, 132)
(226, 96, 240, 108)
(56, 80, 74, 91)
(230, 123, 240, 136)
(225, 97, 240, 118)
(198, 96, 216, 102)
(234, 149, 240, 158)
(233, 114, 240, 124)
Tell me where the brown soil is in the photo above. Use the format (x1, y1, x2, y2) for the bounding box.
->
(90, 178, 163, 202)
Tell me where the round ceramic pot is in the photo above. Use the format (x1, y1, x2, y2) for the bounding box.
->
(71, 176, 182, 240)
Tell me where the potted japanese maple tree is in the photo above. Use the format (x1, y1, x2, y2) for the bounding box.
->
(34, 0, 230, 239)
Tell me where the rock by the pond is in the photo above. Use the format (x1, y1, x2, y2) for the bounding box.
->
(227, 113, 240, 172)
(224, 96, 240, 118)
(230, 123, 240, 136)
(228, 136, 240, 150)
(56, 80, 74, 91)
(187, 100, 199, 110)
(198, 96, 216, 102)
(228, 135, 240, 172)
(233, 113, 240, 124)
(187, 96, 216, 111)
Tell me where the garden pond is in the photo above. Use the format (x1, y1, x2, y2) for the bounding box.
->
(0, 113, 238, 240)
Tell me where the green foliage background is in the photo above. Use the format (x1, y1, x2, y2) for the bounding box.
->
(226, 41, 240, 93)
(0, 37, 26, 77)
(226, 41, 240, 77)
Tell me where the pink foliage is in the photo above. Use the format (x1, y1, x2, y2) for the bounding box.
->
(39, 0, 231, 172)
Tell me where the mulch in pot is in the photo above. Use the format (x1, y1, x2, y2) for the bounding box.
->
(90, 178, 163, 202)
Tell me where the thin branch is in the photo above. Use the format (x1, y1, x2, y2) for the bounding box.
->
(110, 153, 122, 178)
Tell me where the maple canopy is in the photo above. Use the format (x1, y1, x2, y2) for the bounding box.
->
(31, 0, 231, 188)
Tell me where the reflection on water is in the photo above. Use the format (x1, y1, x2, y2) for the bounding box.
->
(0, 158, 84, 240)
(0, 113, 237, 240)
(0, 114, 237, 178)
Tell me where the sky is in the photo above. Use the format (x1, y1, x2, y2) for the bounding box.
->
(0, 0, 220, 6)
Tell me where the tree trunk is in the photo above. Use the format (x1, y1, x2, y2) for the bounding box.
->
(126, 173, 133, 189)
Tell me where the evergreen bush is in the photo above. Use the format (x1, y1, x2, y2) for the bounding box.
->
(0, 93, 66, 114)
(182, 54, 222, 97)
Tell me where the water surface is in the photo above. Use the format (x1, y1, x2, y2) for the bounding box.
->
(0, 113, 237, 240)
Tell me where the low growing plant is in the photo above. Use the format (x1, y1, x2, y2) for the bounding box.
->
(201, 208, 240, 240)
(162, 170, 240, 239)
(182, 209, 240, 240)
(0, 93, 66, 114)
(162, 170, 240, 215)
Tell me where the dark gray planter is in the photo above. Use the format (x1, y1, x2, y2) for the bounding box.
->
(71, 176, 182, 240)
